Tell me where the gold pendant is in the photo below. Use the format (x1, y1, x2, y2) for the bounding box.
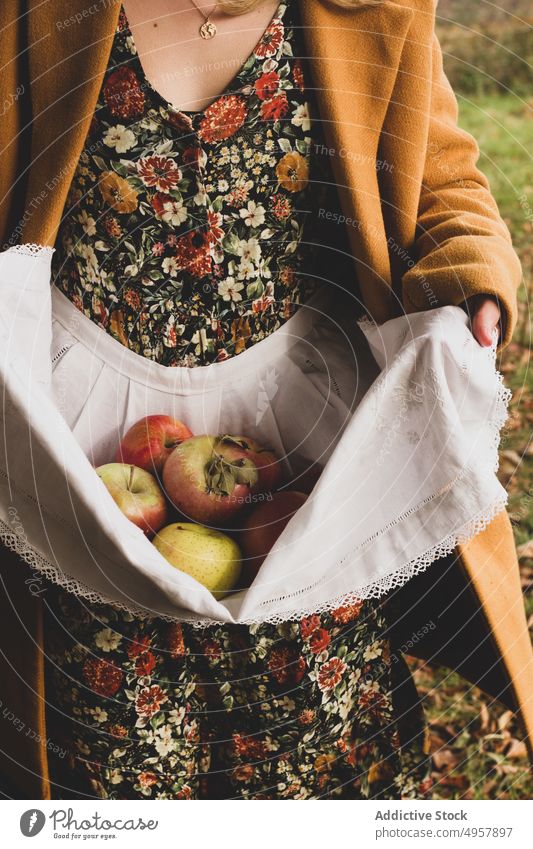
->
(200, 19, 217, 39)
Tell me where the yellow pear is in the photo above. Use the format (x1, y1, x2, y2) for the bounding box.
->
(153, 522, 242, 600)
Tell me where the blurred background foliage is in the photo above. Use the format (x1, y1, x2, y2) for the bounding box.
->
(405, 0, 533, 800)
(437, 0, 533, 96)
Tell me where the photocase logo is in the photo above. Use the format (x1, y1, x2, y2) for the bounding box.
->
(20, 809, 46, 837)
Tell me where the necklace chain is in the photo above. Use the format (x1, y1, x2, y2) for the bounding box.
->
(189, 0, 219, 21)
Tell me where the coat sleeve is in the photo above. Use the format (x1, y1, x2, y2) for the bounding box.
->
(401, 31, 522, 347)
(0, 1, 30, 250)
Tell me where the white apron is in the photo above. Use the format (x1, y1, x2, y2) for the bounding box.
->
(0, 245, 509, 625)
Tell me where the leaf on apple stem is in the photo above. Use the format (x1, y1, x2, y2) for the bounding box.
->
(233, 462, 257, 487)
(220, 435, 274, 455)
(220, 435, 250, 450)
(165, 438, 184, 449)
(204, 454, 257, 496)
(205, 456, 236, 496)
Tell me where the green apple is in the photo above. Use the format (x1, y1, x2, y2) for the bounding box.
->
(152, 522, 242, 599)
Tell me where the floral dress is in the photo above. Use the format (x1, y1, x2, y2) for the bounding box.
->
(45, 1, 432, 800)
(52, 0, 354, 366)
(46, 593, 431, 800)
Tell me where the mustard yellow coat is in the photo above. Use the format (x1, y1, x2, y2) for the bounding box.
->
(0, 0, 531, 798)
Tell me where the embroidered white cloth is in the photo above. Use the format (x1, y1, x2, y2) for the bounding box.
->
(0, 246, 509, 625)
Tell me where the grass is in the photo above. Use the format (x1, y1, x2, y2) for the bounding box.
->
(406, 91, 533, 800)
(457, 94, 533, 265)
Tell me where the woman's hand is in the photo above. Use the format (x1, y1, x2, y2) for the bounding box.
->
(465, 294, 502, 347)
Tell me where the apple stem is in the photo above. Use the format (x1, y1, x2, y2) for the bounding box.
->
(128, 464, 134, 491)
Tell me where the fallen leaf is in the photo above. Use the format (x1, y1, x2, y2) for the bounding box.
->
(479, 702, 490, 732)
(496, 764, 520, 775)
(497, 711, 514, 732)
(432, 748, 459, 771)
(517, 540, 533, 560)
(505, 739, 528, 760)
(501, 449, 522, 465)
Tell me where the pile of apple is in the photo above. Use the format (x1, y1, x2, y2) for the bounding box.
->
(95, 416, 308, 599)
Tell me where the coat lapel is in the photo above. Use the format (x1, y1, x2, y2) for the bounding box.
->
(22, 0, 122, 245)
(300, 0, 415, 320)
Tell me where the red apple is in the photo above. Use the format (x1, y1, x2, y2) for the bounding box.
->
(96, 462, 168, 537)
(283, 463, 322, 495)
(220, 435, 282, 493)
(238, 490, 308, 584)
(116, 415, 193, 475)
(162, 435, 259, 526)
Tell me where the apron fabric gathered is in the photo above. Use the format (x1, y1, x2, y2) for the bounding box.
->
(0, 0, 509, 799)
(0, 252, 508, 626)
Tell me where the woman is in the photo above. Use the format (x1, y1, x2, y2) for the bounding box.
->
(0, 0, 531, 799)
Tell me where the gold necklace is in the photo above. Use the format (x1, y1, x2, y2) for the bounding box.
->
(190, 0, 220, 40)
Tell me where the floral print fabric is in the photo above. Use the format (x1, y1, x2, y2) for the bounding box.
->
(45, 588, 432, 800)
(52, 1, 336, 366)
